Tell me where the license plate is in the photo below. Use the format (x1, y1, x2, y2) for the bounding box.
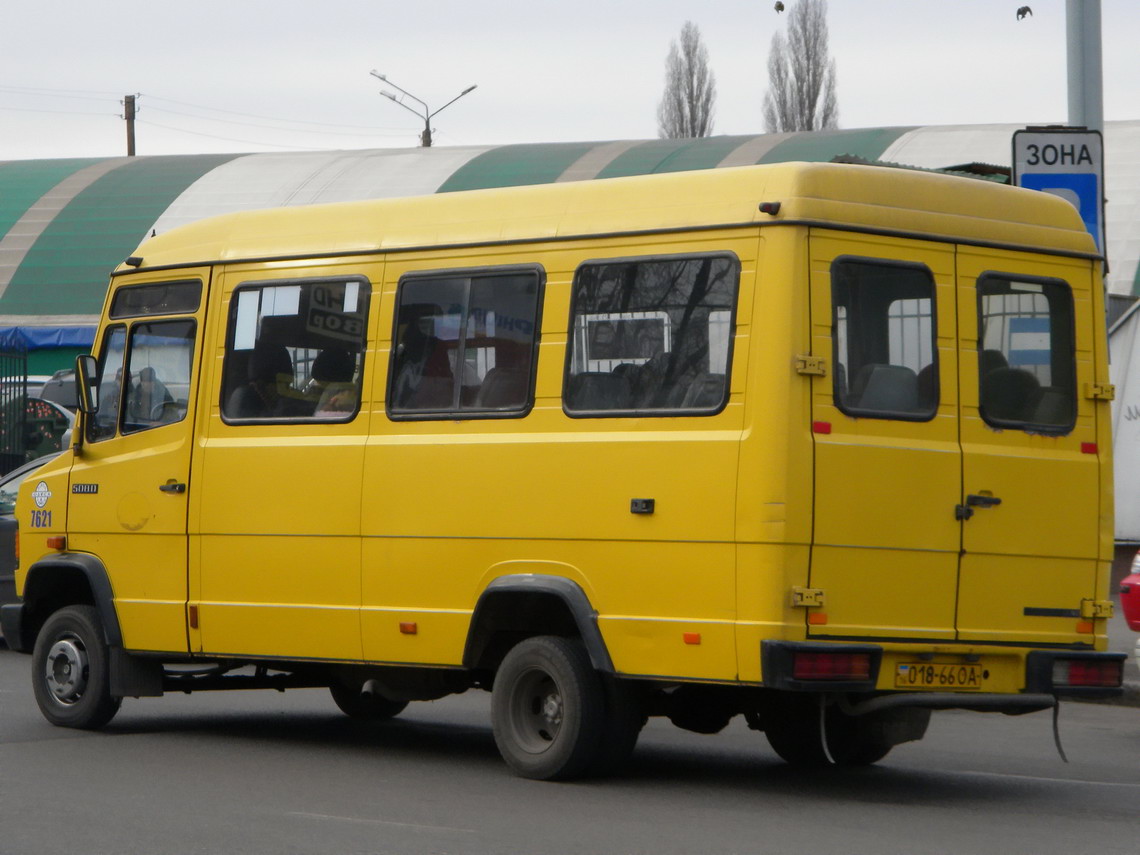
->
(895, 662, 984, 690)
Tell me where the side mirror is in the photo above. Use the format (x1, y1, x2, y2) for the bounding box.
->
(76, 354, 99, 415)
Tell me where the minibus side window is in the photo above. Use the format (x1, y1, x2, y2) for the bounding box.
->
(832, 258, 937, 421)
(121, 320, 195, 434)
(977, 274, 1075, 433)
(563, 253, 738, 416)
(220, 277, 369, 423)
(388, 268, 543, 418)
(88, 325, 127, 442)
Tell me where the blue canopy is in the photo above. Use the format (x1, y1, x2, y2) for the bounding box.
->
(0, 326, 96, 351)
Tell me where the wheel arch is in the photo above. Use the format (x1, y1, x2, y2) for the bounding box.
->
(463, 575, 614, 675)
(16, 553, 122, 652)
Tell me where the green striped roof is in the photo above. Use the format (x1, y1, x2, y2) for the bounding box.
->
(1, 154, 239, 316)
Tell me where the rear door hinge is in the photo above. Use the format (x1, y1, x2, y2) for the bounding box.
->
(1080, 599, 1114, 619)
(791, 586, 826, 608)
(1084, 382, 1115, 401)
(795, 355, 827, 377)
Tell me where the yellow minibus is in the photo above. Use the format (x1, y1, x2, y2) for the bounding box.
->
(3, 162, 1124, 778)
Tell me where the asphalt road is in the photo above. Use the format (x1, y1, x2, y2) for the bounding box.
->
(1, 649, 1137, 855)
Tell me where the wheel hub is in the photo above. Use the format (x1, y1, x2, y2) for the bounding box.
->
(44, 637, 89, 705)
(541, 692, 563, 728)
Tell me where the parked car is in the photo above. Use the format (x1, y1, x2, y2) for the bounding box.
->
(0, 396, 74, 475)
(38, 368, 78, 412)
(0, 375, 52, 399)
(0, 453, 62, 629)
(1121, 553, 1140, 668)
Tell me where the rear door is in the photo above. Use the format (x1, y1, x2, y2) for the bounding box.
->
(955, 249, 1101, 646)
(808, 233, 960, 641)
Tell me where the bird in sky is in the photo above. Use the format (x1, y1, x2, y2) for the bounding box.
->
(1017, 5, 1033, 19)
(775, 2, 785, 11)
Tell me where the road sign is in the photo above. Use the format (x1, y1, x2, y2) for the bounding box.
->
(1012, 128, 1105, 255)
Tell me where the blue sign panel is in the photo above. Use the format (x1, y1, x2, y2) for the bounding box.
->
(1018, 172, 1101, 252)
(1012, 129, 1105, 256)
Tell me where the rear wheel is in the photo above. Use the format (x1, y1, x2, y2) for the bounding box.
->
(762, 693, 894, 767)
(32, 605, 121, 729)
(492, 635, 605, 780)
(329, 682, 408, 720)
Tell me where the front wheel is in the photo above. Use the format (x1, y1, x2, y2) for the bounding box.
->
(32, 605, 121, 729)
(491, 635, 605, 780)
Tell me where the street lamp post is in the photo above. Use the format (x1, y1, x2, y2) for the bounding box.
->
(370, 71, 477, 147)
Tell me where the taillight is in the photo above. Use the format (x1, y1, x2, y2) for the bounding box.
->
(1052, 658, 1122, 688)
(792, 651, 871, 681)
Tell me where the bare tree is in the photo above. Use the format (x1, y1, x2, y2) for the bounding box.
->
(657, 21, 716, 139)
(763, 0, 838, 132)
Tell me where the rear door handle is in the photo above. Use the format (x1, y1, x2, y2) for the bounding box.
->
(966, 494, 1001, 508)
(956, 494, 1001, 521)
(159, 482, 186, 494)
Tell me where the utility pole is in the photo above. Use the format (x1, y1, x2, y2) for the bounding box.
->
(369, 71, 477, 147)
(1066, 0, 1103, 132)
(123, 94, 137, 156)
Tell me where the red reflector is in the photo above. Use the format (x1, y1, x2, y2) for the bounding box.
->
(399, 622, 418, 635)
(792, 651, 871, 681)
(46, 535, 67, 550)
(683, 632, 702, 645)
(1054, 658, 1122, 688)
(1081, 442, 1098, 455)
(812, 421, 832, 434)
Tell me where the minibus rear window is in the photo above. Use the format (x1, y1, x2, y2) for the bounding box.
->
(832, 258, 938, 421)
(563, 253, 738, 416)
(977, 274, 1075, 433)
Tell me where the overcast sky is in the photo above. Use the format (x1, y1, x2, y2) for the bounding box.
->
(1, 0, 1137, 161)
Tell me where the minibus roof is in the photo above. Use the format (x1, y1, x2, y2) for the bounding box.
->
(120, 161, 1098, 272)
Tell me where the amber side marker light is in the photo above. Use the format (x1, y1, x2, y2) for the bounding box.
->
(46, 536, 67, 550)
(399, 622, 418, 635)
(1052, 658, 1122, 688)
(792, 651, 871, 681)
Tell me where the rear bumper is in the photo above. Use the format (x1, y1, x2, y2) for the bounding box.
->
(762, 640, 1126, 707)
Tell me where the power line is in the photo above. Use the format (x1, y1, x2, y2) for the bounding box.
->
(143, 105, 415, 137)
(0, 84, 123, 100)
(142, 94, 407, 132)
(0, 84, 414, 135)
(0, 105, 114, 117)
(134, 118, 363, 151)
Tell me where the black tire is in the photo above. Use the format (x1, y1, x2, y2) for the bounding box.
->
(32, 605, 121, 729)
(823, 706, 894, 766)
(329, 682, 408, 720)
(762, 693, 894, 767)
(763, 693, 831, 766)
(491, 635, 605, 780)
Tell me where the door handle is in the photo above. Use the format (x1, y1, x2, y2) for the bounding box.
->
(159, 482, 187, 494)
(956, 493, 1001, 521)
(965, 494, 1001, 509)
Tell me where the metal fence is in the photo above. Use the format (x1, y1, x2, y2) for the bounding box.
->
(0, 347, 29, 475)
